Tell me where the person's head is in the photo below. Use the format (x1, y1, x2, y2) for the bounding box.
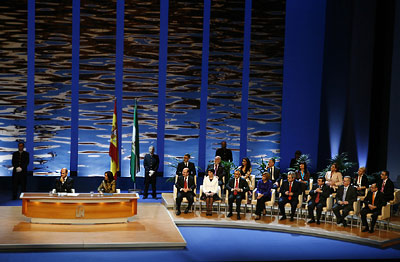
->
(149, 146, 155, 154)
(268, 158, 275, 167)
(381, 170, 389, 180)
(358, 167, 366, 176)
(370, 183, 378, 192)
(241, 157, 251, 170)
(343, 176, 351, 186)
(214, 156, 221, 165)
(182, 167, 189, 177)
(221, 141, 227, 148)
(299, 162, 307, 171)
(104, 171, 114, 182)
(183, 154, 190, 163)
(18, 142, 24, 152)
(262, 172, 271, 181)
(287, 171, 295, 182)
(234, 169, 241, 179)
(330, 163, 338, 172)
(61, 168, 68, 178)
(207, 169, 214, 179)
(295, 150, 302, 159)
(317, 176, 325, 186)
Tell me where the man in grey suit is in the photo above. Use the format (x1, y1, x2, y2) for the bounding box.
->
(332, 176, 357, 227)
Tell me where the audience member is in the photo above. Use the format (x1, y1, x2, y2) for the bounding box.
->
(215, 141, 233, 162)
(376, 170, 394, 203)
(12, 142, 29, 199)
(175, 168, 196, 215)
(226, 169, 249, 220)
(332, 176, 357, 227)
(360, 183, 385, 233)
(289, 150, 302, 169)
(201, 169, 221, 216)
(296, 162, 310, 199)
(325, 163, 343, 191)
(254, 172, 273, 220)
(307, 176, 330, 224)
(176, 153, 196, 177)
(278, 172, 301, 221)
(353, 167, 369, 196)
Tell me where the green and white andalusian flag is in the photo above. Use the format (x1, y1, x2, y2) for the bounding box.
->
(130, 100, 140, 182)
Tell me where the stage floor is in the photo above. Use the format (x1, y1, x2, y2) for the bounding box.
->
(0, 204, 186, 250)
(162, 193, 400, 248)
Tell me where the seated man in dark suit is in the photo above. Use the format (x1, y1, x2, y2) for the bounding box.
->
(207, 156, 225, 189)
(332, 176, 357, 227)
(176, 153, 196, 177)
(55, 168, 74, 193)
(278, 172, 301, 221)
(360, 183, 385, 233)
(353, 167, 369, 196)
(175, 168, 196, 215)
(226, 169, 249, 220)
(376, 170, 394, 203)
(307, 176, 330, 224)
(266, 158, 283, 188)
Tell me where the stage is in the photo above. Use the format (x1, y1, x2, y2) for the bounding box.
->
(162, 193, 400, 249)
(0, 203, 186, 250)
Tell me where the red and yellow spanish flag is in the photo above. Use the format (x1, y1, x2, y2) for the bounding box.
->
(109, 100, 119, 179)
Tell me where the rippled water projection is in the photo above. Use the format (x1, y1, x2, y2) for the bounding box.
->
(0, 0, 284, 177)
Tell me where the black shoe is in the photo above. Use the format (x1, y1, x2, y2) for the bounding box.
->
(290, 217, 294, 222)
(316, 220, 321, 225)
(336, 218, 342, 225)
(237, 214, 241, 220)
(227, 212, 233, 217)
(342, 220, 347, 227)
(280, 216, 287, 221)
(362, 227, 369, 232)
(369, 228, 375, 233)
(184, 208, 189, 214)
(176, 210, 181, 216)
(308, 219, 315, 224)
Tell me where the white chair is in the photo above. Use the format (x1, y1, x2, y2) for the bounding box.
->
(366, 204, 391, 231)
(305, 194, 333, 222)
(304, 178, 313, 196)
(340, 199, 360, 228)
(284, 194, 303, 220)
(173, 175, 197, 212)
(199, 186, 222, 214)
(225, 190, 248, 215)
(251, 188, 276, 217)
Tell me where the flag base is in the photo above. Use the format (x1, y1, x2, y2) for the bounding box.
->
(128, 189, 142, 193)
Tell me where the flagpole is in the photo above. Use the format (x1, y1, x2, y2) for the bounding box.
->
(129, 99, 141, 193)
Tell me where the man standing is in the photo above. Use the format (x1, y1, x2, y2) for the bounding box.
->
(332, 176, 357, 227)
(176, 153, 196, 177)
(175, 168, 196, 215)
(143, 146, 159, 199)
(215, 141, 233, 163)
(376, 170, 394, 203)
(278, 172, 301, 221)
(307, 177, 330, 224)
(12, 142, 29, 199)
(226, 169, 249, 220)
(360, 183, 385, 233)
(55, 168, 74, 193)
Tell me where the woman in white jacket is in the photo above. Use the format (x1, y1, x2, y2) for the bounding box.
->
(201, 169, 221, 216)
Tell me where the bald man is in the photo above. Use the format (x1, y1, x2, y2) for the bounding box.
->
(54, 168, 74, 193)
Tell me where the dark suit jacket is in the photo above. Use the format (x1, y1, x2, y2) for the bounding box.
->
(175, 176, 196, 196)
(215, 148, 233, 162)
(266, 166, 281, 183)
(143, 153, 159, 176)
(377, 178, 395, 202)
(207, 163, 225, 181)
(226, 177, 249, 198)
(309, 183, 330, 205)
(279, 180, 301, 200)
(335, 185, 357, 207)
(353, 175, 369, 193)
(55, 177, 74, 193)
(176, 161, 196, 177)
(362, 190, 385, 214)
(12, 151, 29, 176)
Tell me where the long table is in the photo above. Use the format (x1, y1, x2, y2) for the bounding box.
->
(20, 192, 139, 224)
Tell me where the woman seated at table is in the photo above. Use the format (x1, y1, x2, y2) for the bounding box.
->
(201, 169, 221, 216)
(98, 171, 116, 193)
(296, 162, 310, 200)
(254, 172, 273, 220)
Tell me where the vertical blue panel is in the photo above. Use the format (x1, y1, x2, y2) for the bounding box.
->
(198, 0, 211, 173)
(239, 0, 252, 161)
(70, 0, 80, 173)
(157, 0, 168, 174)
(26, 0, 35, 171)
(115, 0, 124, 176)
(280, 0, 327, 171)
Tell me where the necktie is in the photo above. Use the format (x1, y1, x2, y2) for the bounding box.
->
(234, 179, 238, 195)
(288, 182, 292, 200)
(372, 192, 375, 205)
(381, 181, 385, 193)
(215, 164, 218, 175)
(315, 186, 321, 203)
(184, 178, 187, 189)
(342, 187, 347, 202)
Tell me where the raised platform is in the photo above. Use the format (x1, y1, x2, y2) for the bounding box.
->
(162, 192, 400, 248)
(0, 204, 186, 250)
